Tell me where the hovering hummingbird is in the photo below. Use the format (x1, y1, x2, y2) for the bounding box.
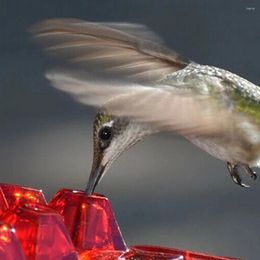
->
(31, 18, 259, 194)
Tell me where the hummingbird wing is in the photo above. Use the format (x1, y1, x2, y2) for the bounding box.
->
(45, 72, 233, 137)
(31, 19, 235, 136)
(31, 18, 188, 84)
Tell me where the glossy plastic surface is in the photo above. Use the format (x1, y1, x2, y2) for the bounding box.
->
(0, 222, 25, 260)
(49, 189, 127, 252)
(0, 183, 239, 260)
(0, 183, 46, 215)
(80, 249, 124, 260)
(1, 203, 78, 260)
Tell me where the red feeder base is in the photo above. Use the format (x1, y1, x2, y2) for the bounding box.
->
(80, 249, 124, 260)
(0, 183, 239, 260)
(123, 245, 239, 260)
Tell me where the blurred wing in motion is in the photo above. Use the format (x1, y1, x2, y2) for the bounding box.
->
(45, 72, 232, 137)
(31, 18, 188, 84)
(32, 18, 233, 136)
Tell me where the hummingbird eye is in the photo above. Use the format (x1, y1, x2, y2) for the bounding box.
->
(99, 126, 112, 142)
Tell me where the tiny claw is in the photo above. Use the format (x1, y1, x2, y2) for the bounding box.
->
(231, 171, 250, 188)
(243, 165, 257, 180)
(227, 162, 251, 188)
(236, 179, 250, 188)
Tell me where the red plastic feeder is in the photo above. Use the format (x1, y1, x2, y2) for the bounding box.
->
(0, 183, 240, 260)
(0, 183, 46, 215)
(49, 189, 127, 253)
(0, 222, 25, 260)
(1, 203, 78, 259)
(122, 245, 239, 260)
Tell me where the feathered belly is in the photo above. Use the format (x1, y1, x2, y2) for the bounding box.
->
(187, 137, 236, 162)
(185, 121, 260, 167)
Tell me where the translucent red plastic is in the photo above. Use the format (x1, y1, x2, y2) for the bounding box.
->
(0, 188, 8, 215)
(0, 203, 78, 260)
(0, 183, 46, 215)
(79, 249, 124, 260)
(0, 183, 239, 260)
(0, 222, 25, 260)
(49, 189, 127, 252)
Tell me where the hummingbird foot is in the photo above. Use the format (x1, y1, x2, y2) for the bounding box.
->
(243, 164, 257, 180)
(226, 162, 257, 188)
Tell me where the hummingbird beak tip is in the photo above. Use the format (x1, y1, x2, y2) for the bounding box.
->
(85, 163, 106, 195)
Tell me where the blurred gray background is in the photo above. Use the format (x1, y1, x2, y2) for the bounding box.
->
(1, 0, 260, 259)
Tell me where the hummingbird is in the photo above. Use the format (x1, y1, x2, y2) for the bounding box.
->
(31, 18, 259, 194)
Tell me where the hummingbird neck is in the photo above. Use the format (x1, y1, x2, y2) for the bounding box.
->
(130, 121, 157, 140)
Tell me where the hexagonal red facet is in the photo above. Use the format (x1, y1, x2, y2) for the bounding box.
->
(1, 203, 78, 260)
(49, 189, 127, 252)
(0, 222, 25, 260)
(0, 183, 47, 215)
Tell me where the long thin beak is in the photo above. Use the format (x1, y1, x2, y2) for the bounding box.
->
(85, 164, 106, 195)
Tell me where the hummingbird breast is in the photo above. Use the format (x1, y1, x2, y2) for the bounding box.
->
(186, 118, 260, 167)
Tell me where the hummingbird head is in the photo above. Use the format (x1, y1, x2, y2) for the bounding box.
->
(85, 109, 152, 195)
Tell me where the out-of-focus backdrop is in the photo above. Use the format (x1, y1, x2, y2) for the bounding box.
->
(1, 0, 260, 259)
